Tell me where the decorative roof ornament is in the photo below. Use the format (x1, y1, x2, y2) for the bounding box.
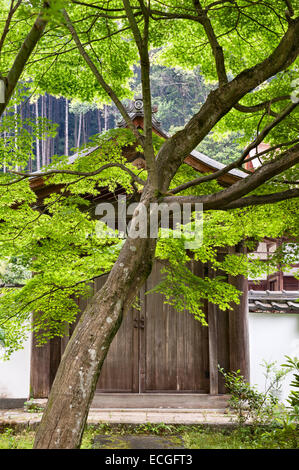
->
(117, 95, 164, 134)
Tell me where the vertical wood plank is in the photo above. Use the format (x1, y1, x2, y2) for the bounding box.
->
(139, 285, 146, 393)
(144, 260, 209, 393)
(49, 336, 61, 388)
(208, 301, 218, 395)
(228, 243, 250, 382)
(216, 307, 230, 394)
(30, 316, 51, 398)
(95, 274, 139, 392)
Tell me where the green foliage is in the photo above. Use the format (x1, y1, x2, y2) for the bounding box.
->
(0, 256, 31, 286)
(0, 428, 35, 449)
(196, 132, 243, 165)
(218, 357, 299, 448)
(281, 356, 299, 410)
(153, 199, 299, 326)
(23, 399, 45, 413)
(0, 0, 298, 359)
(218, 366, 283, 427)
(0, 127, 147, 355)
(133, 65, 211, 131)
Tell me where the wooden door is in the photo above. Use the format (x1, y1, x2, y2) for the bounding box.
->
(140, 261, 209, 393)
(96, 261, 210, 393)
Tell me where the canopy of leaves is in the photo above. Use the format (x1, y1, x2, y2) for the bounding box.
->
(0, 0, 298, 357)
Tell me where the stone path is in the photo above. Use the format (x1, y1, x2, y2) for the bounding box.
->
(0, 407, 236, 431)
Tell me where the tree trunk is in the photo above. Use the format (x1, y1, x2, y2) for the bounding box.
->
(97, 108, 102, 134)
(82, 112, 86, 144)
(65, 98, 69, 155)
(14, 103, 18, 170)
(77, 112, 82, 148)
(41, 95, 46, 167)
(35, 99, 40, 171)
(34, 193, 157, 449)
(46, 94, 52, 164)
(3, 110, 7, 173)
(104, 104, 108, 131)
(74, 114, 78, 149)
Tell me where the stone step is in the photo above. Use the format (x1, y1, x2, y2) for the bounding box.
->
(92, 393, 229, 409)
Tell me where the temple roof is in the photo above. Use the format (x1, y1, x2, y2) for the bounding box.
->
(248, 290, 299, 314)
(30, 96, 247, 195)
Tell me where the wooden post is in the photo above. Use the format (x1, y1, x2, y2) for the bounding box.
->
(228, 243, 250, 382)
(208, 301, 218, 394)
(30, 316, 64, 398)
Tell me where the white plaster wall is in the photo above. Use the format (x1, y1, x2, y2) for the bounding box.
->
(249, 313, 299, 402)
(0, 334, 31, 398)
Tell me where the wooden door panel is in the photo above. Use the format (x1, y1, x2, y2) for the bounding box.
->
(176, 302, 209, 392)
(95, 276, 139, 392)
(96, 307, 139, 392)
(143, 261, 210, 393)
(94, 260, 215, 394)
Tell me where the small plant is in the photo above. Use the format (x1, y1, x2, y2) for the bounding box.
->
(255, 410, 299, 449)
(261, 359, 288, 400)
(0, 428, 35, 449)
(24, 399, 45, 413)
(2, 428, 17, 449)
(218, 366, 282, 426)
(219, 357, 299, 448)
(281, 356, 299, 411)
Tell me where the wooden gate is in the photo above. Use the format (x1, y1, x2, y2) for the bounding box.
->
(30, 253, 249, 399)
(96, 261, 210, 394)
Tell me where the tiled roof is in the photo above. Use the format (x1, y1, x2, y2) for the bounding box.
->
(30, 97, 247, 183)
(248, 290, 299, 313)
(190, 149, 247, 179)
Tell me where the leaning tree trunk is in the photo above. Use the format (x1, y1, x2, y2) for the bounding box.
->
(34, 195, 157, 448)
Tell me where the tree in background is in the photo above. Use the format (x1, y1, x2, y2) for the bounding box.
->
(0, 0, 298, 449)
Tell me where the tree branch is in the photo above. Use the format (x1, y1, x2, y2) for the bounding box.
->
(162, 143, 299, 209)
(5, 162, 146, 186)
(62, 9, 144, 147)
(0, 3, 49, 117)
(171, 103, 298, 194)
(234, 95, 291, 117)
(238, 102, 298, 161)
(221, 188, 299, 210)
(162, 188, 299, 211)
(193, 0, 228, 86)
(284, 0, 294, 19)
(156, 17, 299, 192)
(122, 0, 158, 190)
(0, 0, 22, 55)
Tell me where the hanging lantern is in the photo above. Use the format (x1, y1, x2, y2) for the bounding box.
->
(0, 79, 5, 103)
